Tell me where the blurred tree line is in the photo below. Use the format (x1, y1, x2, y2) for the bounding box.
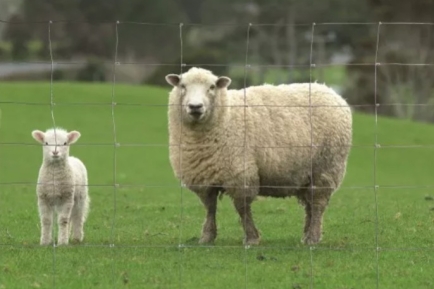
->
(347, 0, 434, 122)
(2, 0, 434, 122)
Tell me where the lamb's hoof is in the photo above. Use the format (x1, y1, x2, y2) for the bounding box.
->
(40, 240, 52, 246)
(57, 240, 69, 246)
(302, 232, 321, 245)
(198, 233, 216, 245)
(243, 237, 261, 246)
(71, 238, 83, 244)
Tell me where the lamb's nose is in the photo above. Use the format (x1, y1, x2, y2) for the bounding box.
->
(188, 104, 203, 111)
(52, 151, 58, 155)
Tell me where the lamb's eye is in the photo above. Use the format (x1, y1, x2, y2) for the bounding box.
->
(180, 84, 186, 89)
(45, 142, 48, 146)
(210, 84, 216, 90)
(63, 142, 67, 146)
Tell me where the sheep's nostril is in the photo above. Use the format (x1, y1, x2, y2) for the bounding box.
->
(188, 104, 203, 111)
(52, 151, 59, 155)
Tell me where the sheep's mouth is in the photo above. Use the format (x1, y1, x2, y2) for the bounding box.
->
(189, 111, 203, 120)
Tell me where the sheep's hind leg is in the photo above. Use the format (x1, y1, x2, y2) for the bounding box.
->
(198, 188, 219, 244)
(233, 196, 260, 245)
(38, 199, 54, 245)
(296, 186, 312, 235)
(302, 201, 312, 235)
(301, 178, 334, 245)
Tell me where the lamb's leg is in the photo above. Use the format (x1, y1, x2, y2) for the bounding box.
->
(198, 188, 219, 244)
(70, 193, 89, 243)
(38, 199, 54, 245)
(233, 196, 260, 245)
(302, 184, 333, 245)
(57, 198, 74, 245)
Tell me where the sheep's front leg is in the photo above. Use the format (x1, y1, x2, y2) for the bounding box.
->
(57, 197, 74, 245)
(38, 199, 54, 245)
(198, 188, 219, 244)
(233, 196, 260, 246)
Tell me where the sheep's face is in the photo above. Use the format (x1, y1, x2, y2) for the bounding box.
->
(165, 70, 231, 125)
(32, 128, 81, 163)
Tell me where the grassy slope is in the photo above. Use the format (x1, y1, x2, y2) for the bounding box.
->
(0, 82, 433, 289)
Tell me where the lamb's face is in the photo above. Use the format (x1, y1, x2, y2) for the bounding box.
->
(165, 68, 231, 125)
(32, 128, 81, 162)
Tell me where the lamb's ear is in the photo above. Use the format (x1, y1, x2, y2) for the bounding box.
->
(31, 130, 45, 144)
(165, 74, 181, 86)
(216, 76, 231, 89)
(67, 130, 81, 144)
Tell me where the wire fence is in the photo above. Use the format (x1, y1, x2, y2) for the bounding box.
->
(1, 20, 434, 289)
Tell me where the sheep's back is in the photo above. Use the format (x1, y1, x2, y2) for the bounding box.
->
(226, 83, 352, 186)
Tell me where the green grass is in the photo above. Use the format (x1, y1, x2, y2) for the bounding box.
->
(0, 81, 433, 289)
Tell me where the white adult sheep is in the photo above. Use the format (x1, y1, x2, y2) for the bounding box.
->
(32, 127, 90, 246)
(165, 67, 352, 246)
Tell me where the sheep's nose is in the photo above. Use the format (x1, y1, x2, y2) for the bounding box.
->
(52, 151, 59, 155)
(188, 104, 203, 111)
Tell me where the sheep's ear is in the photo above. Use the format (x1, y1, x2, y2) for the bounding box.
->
(31, 130, 45, 144)
(216, 76, 231, 89)
(67, 131, 81, 144)
(165, 74, 180, 86)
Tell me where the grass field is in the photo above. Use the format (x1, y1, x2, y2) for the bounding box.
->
(0, 81, 433, 289)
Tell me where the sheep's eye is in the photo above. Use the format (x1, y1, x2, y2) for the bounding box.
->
(63, 142, 67, 146)
(180, 84, 186, 89)
(210, 84, 216, 90)
(45, 142, 48, 146)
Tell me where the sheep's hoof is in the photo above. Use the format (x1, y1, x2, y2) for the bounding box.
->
(243, 237, 261, 246)
(198, 233, 216, 244)
(40, 240, 52, 246)
(302, 232, 321, 245)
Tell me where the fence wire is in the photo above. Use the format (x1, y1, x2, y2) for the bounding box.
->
(373, 21, 382, 289)
(47, 20, 57, 289)
(109, 20, 120, 289)
(307, 22, 316, 289)
(242, 22, 252, 289)
(178, 21, 185, 289)
(1, 20, 434, 289)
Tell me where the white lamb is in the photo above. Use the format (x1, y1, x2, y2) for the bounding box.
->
(32, 127, 90, 245)
(165, 67, 352, 246)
